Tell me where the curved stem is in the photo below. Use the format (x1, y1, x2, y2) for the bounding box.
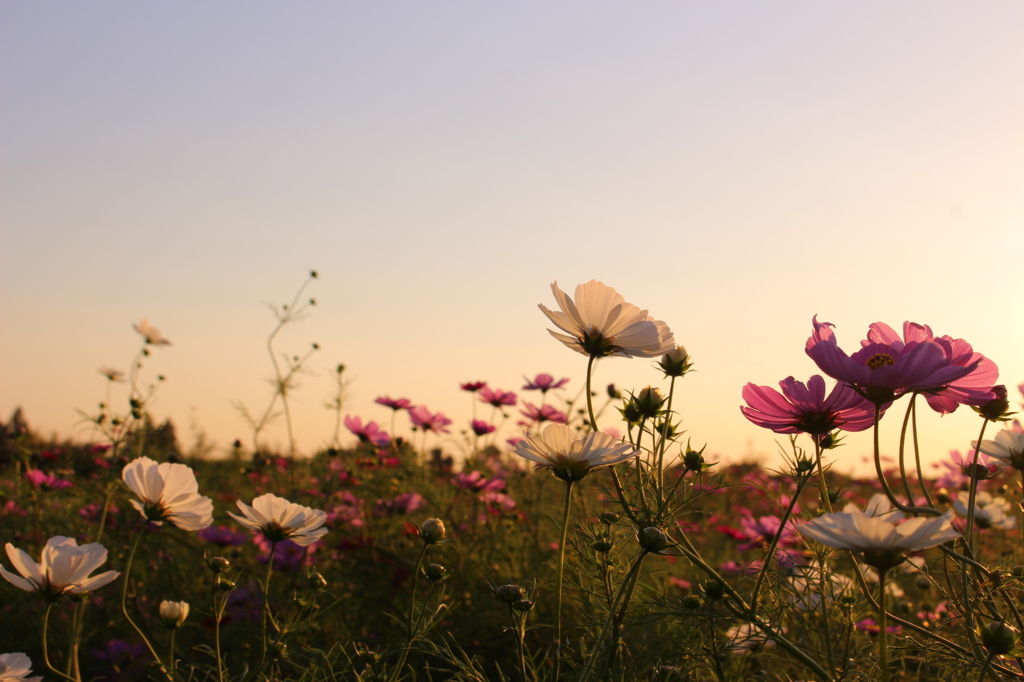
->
(878, 569, 890, 682)
(965, 418, 992, 553)
(43, 604, 81, 682)
(120, 526, 171, 680)
(750, 471, 809, 612)
(872, 405, 941, 516)
(554, 480, 574, 680)
(910, 398, 936, 508)
(577, 550, 648, 682)
(604, 551, 648, 672)
(896, 396, 917, 504)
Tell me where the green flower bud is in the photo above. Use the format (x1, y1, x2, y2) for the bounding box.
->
(639, 527, 671, 554)
(494, 583, 524, 604)
(207, 556, 231, 574)
(980, 621, 1021, 657)
(423, 563, 449, 582)
(599, 512, 620, 525)
(420, 518, 446, 544)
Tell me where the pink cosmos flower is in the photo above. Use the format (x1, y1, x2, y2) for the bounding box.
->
(409, 406, 452, 434)
(741, 375, 877, 436)
(863, 321, 999, 414)
(520, 403, 568, 424)
(471, 420, 496, 436)
(133, 319, 171, 346)
(460, 381, 487, 392)
(737, 515, 801, 551)
(855, 619, 902, 636)
(480, 490, 517, 511)
(479, 387, 517, 408)
(452, 471, 506, 492)
(344, 415, 391, 447)
(375, 492, 426, 516)
(523, 373, 569, 392)
(375, 396, 412, 411)
(25, 469, 72, 491)
(805, 316, 981, 405)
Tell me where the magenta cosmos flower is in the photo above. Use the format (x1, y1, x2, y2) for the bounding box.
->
(805, 316, 981, 405)
(344, 415, 390, 447)
(479, 387, 517, 408)
(460, 381, 487, 392)
(862, 321, 999, 414)
(471, 420, 496, 436)
(741, 375, 877, 436)
(408, 406, 452, 434)
(523, 373, 569, 392)
(540, 280, 674, 359)
(375, 396, 412, 411)
(520, 403, 568, 424)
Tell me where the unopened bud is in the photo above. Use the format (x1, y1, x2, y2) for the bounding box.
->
(216, 577, 236, 592)
(974, 386, 1012, 422)
(681, 595, 703, 610)
(915, 575, 931, 590)
(599, 512, 620, 525)
(639, 527, 670, 553)
(634, 387, 665, 419)
(980, 621, 1020, 657)
(308, 570, 327, 590)
(423, 563, 449, 582)
(702, 579, 725, 602)
(658, 346, 690, 377)
(158, 600, 189, 629)
(207, 556, 231, 574)
(513, 599, 534, 613)
(420, 518, 446, 544)
(683, 449, 705, 473)
(592, 540, 613, 553)
(494, 583, 524, 604)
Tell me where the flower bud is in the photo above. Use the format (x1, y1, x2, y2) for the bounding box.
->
(702, 579, 726, 602)
(513, 599, 534, 613)
(207, 556, 231, 574)
(681, 595, 703, 610)
(216, 577, 236, 592)
(159, 600, 189, 629)
(974, 386, 1012, 422)
(494, 583, 524, 604)
(915, 575, 931, 590)
(308, 570, 328, 590)
(639, 527, 670, 554)
(592, 539, 613, 553)
(658, 346, 690, 377)
(634, 387, 666, 419)
(599, 512, 620, 525)
(423, 563, 449, 582)
(683, 448, 705, 473)
(420, 518, 446, 544)
(980, 621, 1020, 657)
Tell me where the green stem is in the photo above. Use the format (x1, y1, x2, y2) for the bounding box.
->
(878, 569, 890, 682)
(576, 550, 648, 682)
(909, 398, 936, 508)
(120, 527, 172, 680)
(585, 354, 599, 432)
(896, 396, 917, 504)
(554, 480, 574, 680)
(604, 550, 648, 672)
(214, 583, 225, 682)
(43, 604, 81, 682)
(169, 630, 176, 678)
(750, 470, 809, 612)
(389, 544, 428, 682)
(965, 418, 991, 554)
(656, 376, 677, 515)
(872, 404, 941, 516)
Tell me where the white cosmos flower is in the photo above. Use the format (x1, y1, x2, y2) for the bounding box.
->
(799, 508, 959, 572)
(229, 494, 328, 546)
(514, 423, 637, 482)
(0, 653, 43, 682)
(842, 493, 904, 522)
(1, 537, 119, 603)
(974, 428, 1024, 470)
(133, 318, 171, 346)
(539, 280, 675, 359)
(724, 623, 782, 652)
(159, 600, 189, 629)
(98, 366, 126, 382)
(122, 457, 214, 531)
(953, 491, 1016, 530)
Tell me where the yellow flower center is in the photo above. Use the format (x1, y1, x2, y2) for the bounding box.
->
(866, 353, 895, 370)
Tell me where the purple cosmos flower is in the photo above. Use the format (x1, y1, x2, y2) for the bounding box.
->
(409, 406, 452, 434)
(25, 469, 72, 491)
(741, 375, 877, 436)
(863, 321, 999, 414)
(479, 387, 517, 408)
(375, 396, 412, 411)
(198, 525, 249, 547)
(344, 415, 391, 447)
(520, 403, 568, 424)
(522, 373, 569, 393)
(471, 420, 496, 436)
(460, 381, 487, 392)
(452, 471, 506, 493)
(805, 316, 981, 405)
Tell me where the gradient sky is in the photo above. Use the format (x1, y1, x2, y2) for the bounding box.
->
(2, 2, 1023, 475)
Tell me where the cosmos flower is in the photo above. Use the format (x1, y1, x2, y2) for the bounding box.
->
(158, 600, 189, 629)
(98, 366, 126, 382)
(805, 316, 980, 405)
(344, 415, 391, 447)
(375, 396, 412, 411)
(25, 469, 72, 491)
(1, 537, 119, 602)
(229, 493, 328, 546)
(724, 623, 780, 652)
(799, 507, 959, 571)
(974, 427, 1024, 470)
(122, 457, 213, 531)
(513, 422, 636, 482)
(479, 387, 517, 408)
(470, 420, 497, 436)
(953, 491, 1016, 530)
(864, 321, 999, 414)
(0, 653, 42, 682)
(408, 406, 452, 433)
(460, 381, 487, 392)
(520, 403, 568, 424)
(741, 375, 877, 436)
(133, 319, 171, 346)
(539, 280, 674, 359)
(522, 373, 569, 392)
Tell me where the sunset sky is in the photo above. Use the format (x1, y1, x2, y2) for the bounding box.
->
(2, 2, 1023, 475)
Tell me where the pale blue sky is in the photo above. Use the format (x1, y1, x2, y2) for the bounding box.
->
(3, 2, 1023, 472)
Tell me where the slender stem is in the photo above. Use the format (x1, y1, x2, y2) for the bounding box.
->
(214, 582, 225, 682)
(169, 630, 176, 677)
(878, 569, 890, 682)
(965, 418, 992, 553)
(978, 651, 997, 682)
(576, 550, 648, 682)
(896, 397, 916, 504)
(554, 480, 574, 681)
(510, 604, 528, 682)
(604, 551, 648, 672)
(585, 354, 599, 431)
(750, 471, 809, 611)
(120, 527, 172, 679)
(43, 604, 81, 682)
(910, 398, 936, 508)
(656, 376, 677, 513)
(389, 544, 428, 682)
(872, 405, 941, 516)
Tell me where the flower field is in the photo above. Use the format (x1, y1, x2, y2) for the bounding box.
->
(2, 280, 1023, 682)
